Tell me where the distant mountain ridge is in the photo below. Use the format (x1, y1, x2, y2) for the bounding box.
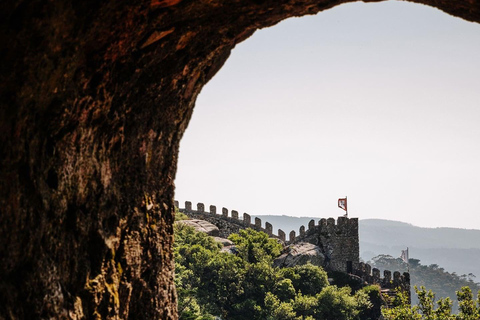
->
(360, 218, 480, 249)
(252, 215, 480, 278)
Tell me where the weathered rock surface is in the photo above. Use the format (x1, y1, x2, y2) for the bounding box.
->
(274, 242, 325, 268)
(213, 237, 234, 247)
(0, 0, 479, 318)
(176, 219, 220, 236)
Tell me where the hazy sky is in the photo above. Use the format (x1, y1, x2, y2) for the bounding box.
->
(175, 1, 480, 230)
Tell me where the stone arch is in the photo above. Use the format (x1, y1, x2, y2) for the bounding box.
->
(0, 0, 478, 318)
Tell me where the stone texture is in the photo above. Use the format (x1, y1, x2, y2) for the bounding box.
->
(176, 219, 219, 236)
(0, 0, 478, 318)
(179, 205, 284, 240)
(181, 209, 245, 238)
(182, 203, 361, 274)
(265, 222, 273, 235)
(354, 262, 411, 299)
(297, 217, 359, 273)
(273, 242, 325, 268)
(213, 237, 234, 247)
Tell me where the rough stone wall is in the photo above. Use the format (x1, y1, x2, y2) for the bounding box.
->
(1, 0, 478, 318)
(292, 217, 359, 273)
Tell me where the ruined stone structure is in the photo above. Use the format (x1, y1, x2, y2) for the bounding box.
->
(355, 262, 411, 294)
(177, 199, 360, 265)
(354, 263, 411, 304)
(1, 0, 477, 318)
(177, 200, 410, 297)
(177, 201, 358, 273)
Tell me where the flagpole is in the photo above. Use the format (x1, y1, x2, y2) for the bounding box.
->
(407, 247, 410, 273)
(338, 197, 348, 217)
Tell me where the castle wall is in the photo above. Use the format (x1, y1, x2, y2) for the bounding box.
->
(354, 262, 411, 299)
(176, 201, 359, 273)
(176, 200, 410, 298)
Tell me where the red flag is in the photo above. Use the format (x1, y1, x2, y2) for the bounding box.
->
(338, 198, 347, 211)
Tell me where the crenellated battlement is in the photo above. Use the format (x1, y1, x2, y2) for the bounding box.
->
(354, 262, 411, 296)
(176, 200, 288, 240)
(175, 200, 358, 244)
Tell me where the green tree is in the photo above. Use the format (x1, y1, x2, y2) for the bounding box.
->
(174, 224, 220, 319)
(369, 254, 480, 312)
(382, 286, 480, 320)
(382, 289, 422, 320)
(359, 285, 384, 320)
(281, 263, 329, 296)
(175, 226, 375, 319)
(228, 228, 282, 263)
(456, 287, 480, 320)
(315, 286, 372, 320)
(291, 293, 318, 319)
(273, 278, 297, 301)
(264, 293, 298, 320)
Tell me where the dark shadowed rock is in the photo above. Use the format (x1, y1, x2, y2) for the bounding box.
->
(221, 245, 239, 254)
(274, 242, 325, 268)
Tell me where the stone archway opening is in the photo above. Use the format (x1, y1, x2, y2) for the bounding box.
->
(176, 1, 480, 230)
(0, 1, 479, 319)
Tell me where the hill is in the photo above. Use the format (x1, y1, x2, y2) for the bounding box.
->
(252, 215, 480, 278)
(368, 254, 480, 312)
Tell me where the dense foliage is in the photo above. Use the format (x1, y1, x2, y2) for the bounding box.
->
(369, 254, 480, 311)
(174, 225, 373, 320)
(382, 286, 480, 320)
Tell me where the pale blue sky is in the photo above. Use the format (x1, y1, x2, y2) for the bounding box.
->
(175, 1, 480, 229)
